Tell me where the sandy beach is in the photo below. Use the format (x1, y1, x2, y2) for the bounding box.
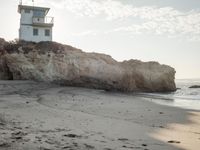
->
(0, 80, 200, 150)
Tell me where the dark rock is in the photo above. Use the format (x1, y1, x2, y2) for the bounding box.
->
(189, 85, 200, 89)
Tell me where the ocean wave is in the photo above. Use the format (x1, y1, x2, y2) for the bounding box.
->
(138, 79, 200, 110)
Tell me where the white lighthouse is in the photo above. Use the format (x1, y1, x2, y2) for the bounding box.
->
(18, 4, 54, 42)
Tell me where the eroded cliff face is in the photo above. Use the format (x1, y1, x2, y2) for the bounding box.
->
(0, 39, 176, 92)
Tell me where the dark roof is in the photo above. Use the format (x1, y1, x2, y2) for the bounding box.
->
(18, 5, 50, 15)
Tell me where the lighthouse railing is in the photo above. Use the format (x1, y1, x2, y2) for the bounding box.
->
(32, 16, 54, 25)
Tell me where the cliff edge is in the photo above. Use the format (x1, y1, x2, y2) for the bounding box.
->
(0, 38, 176, 92)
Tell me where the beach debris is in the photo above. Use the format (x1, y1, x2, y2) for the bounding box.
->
(0, 122, 5, 126)
(63, 133, 82, 138)
(118, 138, 129, 141)
(39, 147, 52, 150)
(11, 131, 27, 140)
(84, 143, 95, 149)
(0, 141, 11, 148)
(122, 145, 127, 148)
(167, 140, 181, 144)
(142, 144, 147, 146)
(104, 148, 113, 150)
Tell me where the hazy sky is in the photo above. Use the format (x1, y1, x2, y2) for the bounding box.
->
(0, 0, 200, 79)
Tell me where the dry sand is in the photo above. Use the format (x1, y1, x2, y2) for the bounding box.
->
(0, 80, 199, 150)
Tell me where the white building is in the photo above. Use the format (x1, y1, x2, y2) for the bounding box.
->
(18, 4, 54, 42)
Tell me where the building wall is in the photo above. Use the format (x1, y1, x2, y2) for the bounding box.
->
(19, 8, 53, 42)
(20, 9, 33, 24)
(20, 25, 52, 42)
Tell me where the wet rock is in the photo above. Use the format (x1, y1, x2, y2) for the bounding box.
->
(189, 85, 200, 89)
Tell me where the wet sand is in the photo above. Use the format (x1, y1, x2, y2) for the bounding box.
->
(0, 80, 199, 150)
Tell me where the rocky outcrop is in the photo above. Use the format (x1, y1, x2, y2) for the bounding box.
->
(0, 38, 12, 80)
(0, 39, 176, 92)
(189, 85, 200, 89)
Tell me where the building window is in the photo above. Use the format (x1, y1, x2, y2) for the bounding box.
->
(24, 9, 30, 13)
(33, 10, 45, 17)
(33, 28, 38, 36)
(45, 29, 50, 36)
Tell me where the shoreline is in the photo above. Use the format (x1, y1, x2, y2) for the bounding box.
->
(0, 80, 200, 150)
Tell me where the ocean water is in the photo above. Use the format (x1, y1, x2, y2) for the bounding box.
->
(140, 79, 200, 110)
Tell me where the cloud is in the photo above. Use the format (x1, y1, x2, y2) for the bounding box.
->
(70, 30, 98, 37)
(113, 10, 200, 41)
(47, 0, 135, 19)
(40, 0, 200, 41)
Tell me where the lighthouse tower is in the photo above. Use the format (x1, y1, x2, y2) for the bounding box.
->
(18, 4, 54, 42)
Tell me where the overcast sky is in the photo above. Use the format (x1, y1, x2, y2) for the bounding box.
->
(0, 0, 200, 79)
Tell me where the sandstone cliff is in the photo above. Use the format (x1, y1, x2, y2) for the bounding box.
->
(0, 39, 176, 92)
